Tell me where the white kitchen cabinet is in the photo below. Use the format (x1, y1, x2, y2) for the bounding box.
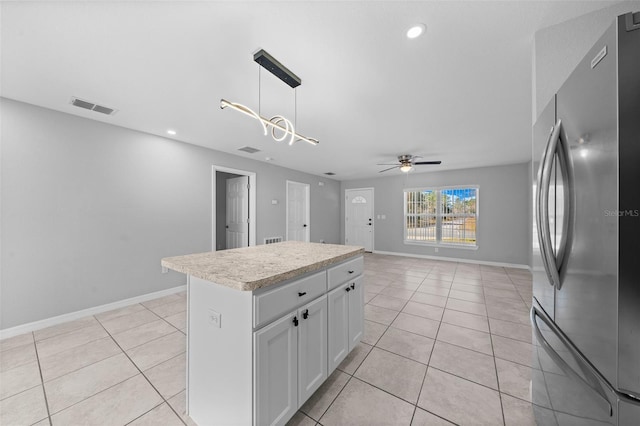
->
(255, 295, 328, 426)
(328, 275, 363, 373)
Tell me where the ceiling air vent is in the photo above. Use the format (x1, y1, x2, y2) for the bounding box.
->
(238, 146, 261, 154)
(324, 172, 336, 176)
(70, 97, 117, 116)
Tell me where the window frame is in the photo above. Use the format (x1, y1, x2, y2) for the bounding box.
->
(403, 185, 479, 249)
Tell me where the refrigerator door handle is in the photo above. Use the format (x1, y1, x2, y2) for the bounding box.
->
(531, 303, 613, 415)
(536, 122, 562, 287)
(553, 121, 575, 290)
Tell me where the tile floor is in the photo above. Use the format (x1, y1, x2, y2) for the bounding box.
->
(0, 253, 536, 425)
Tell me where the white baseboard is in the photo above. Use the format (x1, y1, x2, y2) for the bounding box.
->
(372, 250, 530, 270)
(0, 284, 186, 340)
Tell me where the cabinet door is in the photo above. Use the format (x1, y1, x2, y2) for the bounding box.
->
(327, 285, 350, 373)
(298, 295, 328, 405)
(255, 313, 298, 426)
(348, 276, 364, 351)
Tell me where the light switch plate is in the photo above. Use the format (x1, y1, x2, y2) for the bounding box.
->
(208, 309, 221, 328)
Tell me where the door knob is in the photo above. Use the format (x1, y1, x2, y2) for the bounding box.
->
(225, 225, 229, 228)
(303, 224, 307, 227)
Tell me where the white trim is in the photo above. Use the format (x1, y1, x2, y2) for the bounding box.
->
(286, 180, 310, 242)
(0, 284, 186, 340)
(212, 165, 257, 250)
(345, 187, 375, 252)
(372, 250, 529, 270)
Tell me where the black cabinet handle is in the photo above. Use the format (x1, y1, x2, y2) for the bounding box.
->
(351, 283, 355, 290)
(348, 270, 354, 274)
(298, 292, 307, 297)
(293, 316, 298, 327)
(302, 309, 309, 320)
(303, 224, 307, 228)
(345, 287, 351, 292)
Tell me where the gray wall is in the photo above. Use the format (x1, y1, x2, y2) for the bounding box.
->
(534, 1, 640, 120)
(1, 98, 340, 329)
(340, 163, 529, 266)
(215, 171, 242, 251)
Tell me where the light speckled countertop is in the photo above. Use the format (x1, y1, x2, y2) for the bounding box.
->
(161, 241, 364, 291)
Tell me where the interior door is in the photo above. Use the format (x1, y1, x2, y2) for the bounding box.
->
(345, 188, 373, 251)
(287, 181, 309, 242)
(226, 176, 249, 249)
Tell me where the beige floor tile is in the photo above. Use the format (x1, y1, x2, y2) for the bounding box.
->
(496, 358, 533, 401)
(126, 331, 186, 370)
(501, 393, 536, 426)
(319, 377, 414, 426)
(484, 287, 522, 301)
(164, 312, 187, 331)
(337, 342, 372, 375)
(362, 320, 387, 345)
(141, 293, 182, 310)
(428, 341, 497, 389)
(39, 336, 121, 382)
(364, 304, 399, 326)
(410, 292, 447, 308)
(51, 374, 162, 426)
(448, 289, 485, 303)
(450, 282, 484, 294)
(387, 281, 421, 291)
(489, 317, 532, 343)
(143, 353, 186, 399)
(441, 309, 489, 333)
(300, 369, 350, 420)
(111, 319, 176, 350)
(391, 313, 440, 339)
(286, 411, 317, 426)
(0, 361, 41, 400)
(452, 276, 483, 286)
(129, 402, 183, 426)
(418, 368, 503, 426)
(363, 292, 376, 304)
(368, 294, 407, 311)
(436, 322, 493, 355)
(0, 341, 37, 372)
(445, 298, 487, 316)
(376, 327, 434, 364)
(492, 335, 533, 366)
(354, 348, 426, 403)
(94, 304, 146, 322)
(167, 390, 198, 426)
(0, 333, 34, 352)
(36, 324, 108, 359)
(420, 279, 452, 289)
(411, 408, 455, 425)
(0, 385, 48, 426)
(99, 309, 159, 335)
(392, 275, 424, 285)
(415, 284, 450, 297)
(379, 286, 415, 300)
(402, 301, 444, 321)
(34, 316, 98, 342)
(32, 417, 51, 426)
(364, 283, 386, 294)
(427, 273, 454, 282)
(45, 352, 138, 414)
(150, 300, 187, 318)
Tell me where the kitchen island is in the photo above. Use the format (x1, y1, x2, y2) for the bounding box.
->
(161, 241, 364, 426)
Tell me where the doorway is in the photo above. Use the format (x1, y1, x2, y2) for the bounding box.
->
(345, 188, 374, 252)
(212, 166, 256, 251)
(286, 181, 310, 242)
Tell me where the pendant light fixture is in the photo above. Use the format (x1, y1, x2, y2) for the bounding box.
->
(220, 49, 319, 146)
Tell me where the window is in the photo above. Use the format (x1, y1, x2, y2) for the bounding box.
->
(404, 186, 478, 247)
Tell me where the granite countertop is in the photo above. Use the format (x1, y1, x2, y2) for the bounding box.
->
(161, 241, 364, 291)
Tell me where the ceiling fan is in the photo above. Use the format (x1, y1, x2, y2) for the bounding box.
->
(377, 154, 442, 173)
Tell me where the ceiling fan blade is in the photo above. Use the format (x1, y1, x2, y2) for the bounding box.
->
(413, 161, 442, 165)
(376, 163, 401, 166)
(378, 165, 401, 173)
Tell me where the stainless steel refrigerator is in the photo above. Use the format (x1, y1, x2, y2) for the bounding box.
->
(531, 12, 640, 425)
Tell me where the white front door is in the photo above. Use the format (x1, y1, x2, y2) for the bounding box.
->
(226, 176, 249, 249)
(345, 188, 374, 251)
(287, 181, 310, 242)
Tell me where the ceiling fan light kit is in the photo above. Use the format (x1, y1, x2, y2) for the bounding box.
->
(220, 49, 318, 146)
(378, 154, 442, 173)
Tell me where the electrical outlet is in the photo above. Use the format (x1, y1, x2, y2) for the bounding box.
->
(208, 309, 221, 328)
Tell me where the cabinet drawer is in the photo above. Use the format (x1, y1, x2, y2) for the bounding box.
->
(254, 271, 326, 328)
(327, 256, 363, 290)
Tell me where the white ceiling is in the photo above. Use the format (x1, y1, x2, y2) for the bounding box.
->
(1, 1, 620, 180)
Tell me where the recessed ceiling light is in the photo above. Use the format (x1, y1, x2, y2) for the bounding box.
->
(167, 129, 177, 135)
(406, 24, 426, 39)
